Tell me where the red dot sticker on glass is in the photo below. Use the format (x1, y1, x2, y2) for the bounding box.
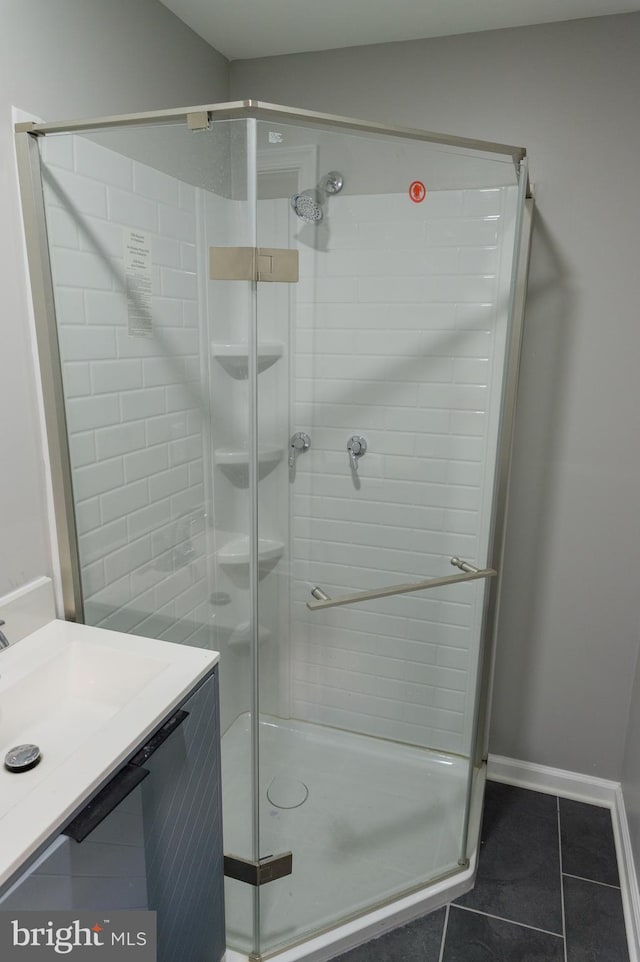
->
(409, 180, 427, 203)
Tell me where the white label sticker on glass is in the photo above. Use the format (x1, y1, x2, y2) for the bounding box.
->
(124, 230, 153, 337)
(268, 131, 283, 143)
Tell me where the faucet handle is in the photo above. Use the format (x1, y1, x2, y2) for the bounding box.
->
(347, 435, 367, 472)
(289, 431, 311, 468)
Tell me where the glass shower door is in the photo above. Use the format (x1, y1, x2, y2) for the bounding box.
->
(30, 117, 262, 957)
(254, 117, 525, 955)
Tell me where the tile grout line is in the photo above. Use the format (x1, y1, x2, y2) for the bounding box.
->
(562, 871, 622, 891)
(452, 903, 564, 939)
(557, 796, 569, 962)
(437, 903, 450, 962)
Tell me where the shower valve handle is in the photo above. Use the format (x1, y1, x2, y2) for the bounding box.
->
(289, 432, 311, 467)
(347, 435, 367, 471)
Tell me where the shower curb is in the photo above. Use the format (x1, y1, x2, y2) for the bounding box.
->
(224, 861, 477, 962)
(487, 753, 640, 962)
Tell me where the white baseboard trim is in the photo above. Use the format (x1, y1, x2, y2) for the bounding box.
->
(488, 753, 640, 962)
(487, 753, 619, 806)
(612, 785, 640, 962)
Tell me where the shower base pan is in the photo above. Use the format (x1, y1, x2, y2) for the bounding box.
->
(222, 714, 484, 961)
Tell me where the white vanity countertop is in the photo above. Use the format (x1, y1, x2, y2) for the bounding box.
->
(0, 619, 219, 891)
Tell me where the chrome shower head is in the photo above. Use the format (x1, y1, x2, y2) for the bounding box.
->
(290, 171, 345, 224)
(290, 190, 324, 223)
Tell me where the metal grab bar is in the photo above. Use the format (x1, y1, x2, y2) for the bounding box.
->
(307, 557, 497, 611)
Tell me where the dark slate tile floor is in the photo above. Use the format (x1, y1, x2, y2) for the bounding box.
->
(332, 781, 630, 962)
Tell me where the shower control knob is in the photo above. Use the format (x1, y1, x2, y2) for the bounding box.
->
(347, 435, 367, 471)
(289, 431, 311, 467)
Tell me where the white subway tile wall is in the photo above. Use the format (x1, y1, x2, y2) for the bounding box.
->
(42, 136, 209, 646)
(289, 187, 517, 756)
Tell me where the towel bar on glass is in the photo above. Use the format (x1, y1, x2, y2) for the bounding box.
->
(307, 557, 497, 611)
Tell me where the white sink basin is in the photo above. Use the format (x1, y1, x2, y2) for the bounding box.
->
(0, 619, 218, 891)
(0, 641, 167, 760)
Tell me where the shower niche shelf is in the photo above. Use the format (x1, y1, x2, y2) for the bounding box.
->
(215, 446, 284, 486)
(225, 621, 273, 650)
(211, 342, 283, 378)
(216, 537, 284, 569)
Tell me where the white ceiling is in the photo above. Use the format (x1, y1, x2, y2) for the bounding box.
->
(160, 0, 640, 61)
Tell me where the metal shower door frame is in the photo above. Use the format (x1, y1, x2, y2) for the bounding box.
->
(14, 126, 84, 623)
(17, 99, 527, 171)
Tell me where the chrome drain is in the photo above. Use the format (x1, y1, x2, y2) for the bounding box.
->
(267, 775, 309, 809)
(5, 744, 41, 773)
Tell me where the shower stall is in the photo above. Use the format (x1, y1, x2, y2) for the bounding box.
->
(16, 101, 532, 961)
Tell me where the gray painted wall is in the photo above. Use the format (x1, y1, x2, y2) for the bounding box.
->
(0, 0, 228, 595)
(230, 13, 640, 781)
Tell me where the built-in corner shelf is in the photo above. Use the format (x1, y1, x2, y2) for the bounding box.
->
(215, 446, 284, 485)
(216, 537, 284, 569)
(211, 342, 283, 378)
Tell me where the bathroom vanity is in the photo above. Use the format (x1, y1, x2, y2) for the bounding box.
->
(0, 615, 225, 962)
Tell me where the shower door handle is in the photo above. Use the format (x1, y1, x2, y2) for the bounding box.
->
(307, 558, 496, 610)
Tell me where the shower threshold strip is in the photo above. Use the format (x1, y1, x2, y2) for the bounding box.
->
(307, 557, 496, 610)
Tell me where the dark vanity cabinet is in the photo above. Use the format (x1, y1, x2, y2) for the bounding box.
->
(0, 668, 225, 962)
